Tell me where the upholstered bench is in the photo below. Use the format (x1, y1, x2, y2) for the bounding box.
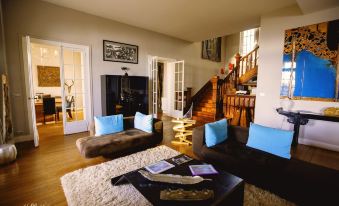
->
(76, 116, 163, 158)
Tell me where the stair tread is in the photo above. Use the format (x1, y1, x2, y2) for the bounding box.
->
(196, 103, 215, 108)
(193, 111, 215, 118)
(241, 82, 257, 86)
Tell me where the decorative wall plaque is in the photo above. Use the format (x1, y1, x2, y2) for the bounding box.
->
(37, 65, 61, 87)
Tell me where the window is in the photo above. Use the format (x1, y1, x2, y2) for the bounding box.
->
(239, 28, 259, 56)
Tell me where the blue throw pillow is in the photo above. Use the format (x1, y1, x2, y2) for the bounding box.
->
(246, 123, 293, 159)
(134, 112, 153, 133)
(205, 119, 228, 147)
(94, 114, 123, 136)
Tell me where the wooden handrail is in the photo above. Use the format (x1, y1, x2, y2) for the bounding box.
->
(185, 46, 259, 120)
(183, 78, 212, 114)
(241, 46, 259, 60)
(238, 46, 259, 78)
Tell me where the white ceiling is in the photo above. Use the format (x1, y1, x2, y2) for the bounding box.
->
(296, 0, 339, 14)
(41, 0, 338, 42)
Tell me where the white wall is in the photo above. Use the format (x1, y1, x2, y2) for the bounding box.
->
(224, 33, 240, 66)
(31, 43, 61, 97)
(255, 5, 339, 151)
(3, 0, 225, 136)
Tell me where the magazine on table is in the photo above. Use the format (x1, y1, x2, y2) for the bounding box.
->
(171, 155, 193, 165)
(189, 164, 218, 176)
(144, 160, 175, 174)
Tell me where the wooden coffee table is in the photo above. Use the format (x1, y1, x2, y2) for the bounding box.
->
(111, 154, 244, 206)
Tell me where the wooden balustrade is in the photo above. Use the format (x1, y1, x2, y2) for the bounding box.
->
(183, 78, 212, 115)
(223, 94, 256, 127)
(217, 46, 259, 126)
(237, 46, 259, 83)
(187, 46, 259, 126)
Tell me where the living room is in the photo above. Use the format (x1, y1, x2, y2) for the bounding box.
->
(0, 0, 338, 205)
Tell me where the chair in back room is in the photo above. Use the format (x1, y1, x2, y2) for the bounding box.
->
(42, 97, 56, 124)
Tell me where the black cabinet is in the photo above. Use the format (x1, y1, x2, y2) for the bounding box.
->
(101, 75, 149, 117)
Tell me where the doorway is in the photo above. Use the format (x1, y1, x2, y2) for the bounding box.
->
(22, 36, 92, 147)
(149, 56, 185, 119)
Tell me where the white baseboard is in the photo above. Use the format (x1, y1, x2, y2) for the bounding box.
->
(298, 138, 339, 152)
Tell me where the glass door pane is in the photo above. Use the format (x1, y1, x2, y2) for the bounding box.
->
(62, 45, 89, 134)
(173, 61, 184, 118)
(151, 57, 158, 118)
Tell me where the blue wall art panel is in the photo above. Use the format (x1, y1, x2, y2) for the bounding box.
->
(280, 19, 339, 101)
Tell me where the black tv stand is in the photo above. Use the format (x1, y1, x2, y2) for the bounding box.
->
(101, 75, 149, 117)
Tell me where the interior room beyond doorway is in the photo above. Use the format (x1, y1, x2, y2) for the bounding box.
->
(30, 41, 85, 136)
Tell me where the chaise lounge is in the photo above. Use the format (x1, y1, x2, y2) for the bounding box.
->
(193, 125, 339, 206)
(76, 116, 163, 158)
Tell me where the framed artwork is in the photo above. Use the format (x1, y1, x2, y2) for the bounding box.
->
(103, 40, 138, 64)
(280, 19, 339, 101)
(201, 37, 221, 62)
(37, 66, 61, 87)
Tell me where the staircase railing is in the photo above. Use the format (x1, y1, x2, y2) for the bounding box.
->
(217, 45, 259, 119)
(185, 46, 259, 120)
(238, 46, 259, 80)
(216, 69, 237, 118)
(183, 79, 212, 115)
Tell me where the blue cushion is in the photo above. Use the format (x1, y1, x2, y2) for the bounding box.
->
(246, 123, 294, 159)
(94, 114, 123, 136)
(205, 119, 228, 147)
(134, 112, 153, 133)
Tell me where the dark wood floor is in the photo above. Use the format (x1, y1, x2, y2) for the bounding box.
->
(0, 115, 338, 205)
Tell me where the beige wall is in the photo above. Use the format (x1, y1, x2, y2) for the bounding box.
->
(255, 5, 339, 151)
(3, 0, 225, 136)
(31, 43, 61, 97)
(224, 33, 240, 66)
(0, 0, 6, 119)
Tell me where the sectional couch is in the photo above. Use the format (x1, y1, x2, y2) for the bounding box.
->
(76, 116, 163, 158)
(193, 125, 339, 205)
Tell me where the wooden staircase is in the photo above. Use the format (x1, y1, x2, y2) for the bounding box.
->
(185, 46, 259, 127)
(190, 77, 219, 124)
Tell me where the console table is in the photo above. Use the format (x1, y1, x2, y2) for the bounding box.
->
(276, 107, 339, 145)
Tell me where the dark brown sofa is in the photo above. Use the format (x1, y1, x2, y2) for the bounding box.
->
(193, 125, 339, 206)
(76, 116, 163, 158)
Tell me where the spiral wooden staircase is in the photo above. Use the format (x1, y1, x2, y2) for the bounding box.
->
(186, 46, 259, 127)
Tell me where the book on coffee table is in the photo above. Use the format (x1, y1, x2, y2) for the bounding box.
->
(145, 160, 175, 174)
(171, 155, 193, 165)
(189, 164, 218, 176)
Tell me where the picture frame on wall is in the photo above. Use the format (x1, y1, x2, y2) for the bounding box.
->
(103, 40, 138, 64)
(37, 65, 61, 87)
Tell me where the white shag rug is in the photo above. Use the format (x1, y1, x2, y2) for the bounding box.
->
(61, 145, 295, 206)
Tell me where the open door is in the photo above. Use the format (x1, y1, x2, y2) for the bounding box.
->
(173, 60, 184, 118)
(150, 56, 158, 118)
(22, 36, 39, 147)
(61, 45, 91, 135)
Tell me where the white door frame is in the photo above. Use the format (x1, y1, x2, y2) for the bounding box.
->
(60, 44, 91, 134)
(171, 60, 185, 118)
(147, 55, 180, 118)
(22, 37, 93, 138)
(22, 36, 39, 147)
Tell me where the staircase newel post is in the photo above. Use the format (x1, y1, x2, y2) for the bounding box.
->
(235, 53, 241, 89)
(210, 75, 219, 120)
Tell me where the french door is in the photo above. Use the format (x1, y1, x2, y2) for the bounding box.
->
(61, 45, 91, 134)
(150, 56, 158, 118)
(149, 56, 185, 118)
(22, 36, 40, 146)
(173, 61, 185, 118)
(22, 36, 92, 143)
